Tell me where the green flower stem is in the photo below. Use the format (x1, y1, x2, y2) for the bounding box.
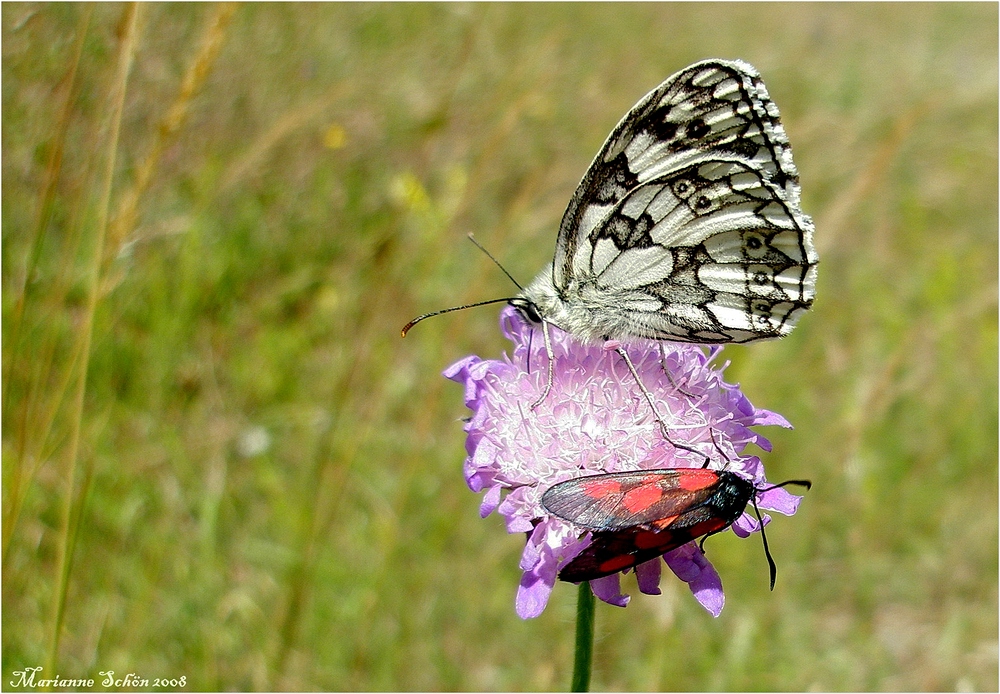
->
(571, 582, 595, 692)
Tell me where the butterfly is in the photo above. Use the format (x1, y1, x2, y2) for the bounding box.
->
(541, 468, 811, 587)
(404, 60, 816, 433)
(505, 59, 817, 408)
(510, 58, 816, 344)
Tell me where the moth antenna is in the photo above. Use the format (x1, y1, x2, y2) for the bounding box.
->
(760, 479, 812, 492)
(467, 233, 524, 291)
(401, 297, 517, 337)
(751, 495, 778, 590)
(752, 478, 811, 590)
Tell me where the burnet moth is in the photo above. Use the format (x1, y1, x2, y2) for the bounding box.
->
(541, 468, 811, 588)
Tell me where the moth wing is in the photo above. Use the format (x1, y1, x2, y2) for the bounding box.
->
(541, 470, 719, 531)
(557, 527, 692, 583)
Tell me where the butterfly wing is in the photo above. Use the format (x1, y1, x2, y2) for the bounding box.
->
(584, 159, 815, 342)
(550, 59, 816, 343)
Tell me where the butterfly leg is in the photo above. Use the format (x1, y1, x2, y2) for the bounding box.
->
(704, 427, 729, 468)
(530, 319, 556, 410)
(658, 345, 727, 466)
(615, 347, 709, 466)
(658, 344, 697, 399)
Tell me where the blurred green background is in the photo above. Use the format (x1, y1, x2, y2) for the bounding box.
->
(3, 3, 996, 691)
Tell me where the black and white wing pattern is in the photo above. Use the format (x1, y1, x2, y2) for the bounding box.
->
(516, 59, 817, 344)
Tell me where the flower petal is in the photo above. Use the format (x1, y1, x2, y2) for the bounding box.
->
(479, 484, 502, 518)
(665, 545, 725, 617)
(635, 558, 662, 595)
(444, 307, 804, 618)
(733, 510, 771, 537)
(757, 486, 804, 515)
(516, 568, 554, 619)
(590, 574, 630, 608)
(754, 408, 793, 429)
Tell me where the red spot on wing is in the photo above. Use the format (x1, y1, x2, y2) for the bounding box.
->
(651, 514, 679, 530)
(633, 530, 669, 549)
(684, 518, 728, 538)
(622, 484, 664, 513)
(633, 528, 693, 556)
(580, 478, 622, 498)
(596, 554, 636, 574)
(676, 468, 720, 492)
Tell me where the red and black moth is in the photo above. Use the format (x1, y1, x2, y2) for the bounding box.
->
(541, 468, 810, 588)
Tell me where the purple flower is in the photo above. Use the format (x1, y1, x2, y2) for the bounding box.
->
(444, 307, 805, 618)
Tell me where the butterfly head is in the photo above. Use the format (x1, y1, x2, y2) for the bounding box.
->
(508, 296, 542, 325)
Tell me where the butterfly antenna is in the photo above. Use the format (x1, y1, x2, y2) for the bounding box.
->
(401, 297, 517, 337)
(467, 233, 524, 291)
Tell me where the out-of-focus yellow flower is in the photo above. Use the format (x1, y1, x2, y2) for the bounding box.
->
(323, 123, 347, 149)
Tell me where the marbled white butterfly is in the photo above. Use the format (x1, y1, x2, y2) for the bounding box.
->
(510, 58, 816, 344)
(405, 59, 816, 420)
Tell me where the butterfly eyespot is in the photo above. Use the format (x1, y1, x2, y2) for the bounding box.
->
(694, 195, 712, 210)
(751, 299, 771, 314)
(672, 179, 692, 198)
(753, 271, 770, 285)
(743, 232, 768, 258)
(686, 118, 711, 140)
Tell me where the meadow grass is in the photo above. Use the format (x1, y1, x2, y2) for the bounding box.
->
(3, 3, 996, 690)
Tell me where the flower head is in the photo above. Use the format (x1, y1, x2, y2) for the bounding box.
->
(444, 307, 804, 618)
